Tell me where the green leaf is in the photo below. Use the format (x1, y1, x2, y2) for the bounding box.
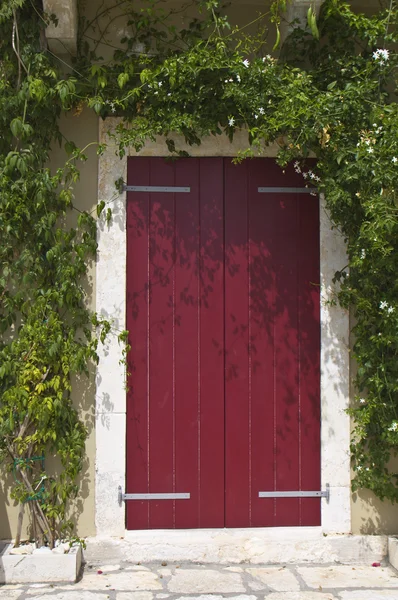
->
(118, 72, 130, 89)
(96, 200, 106, 217)
(10, 118, 23, 138)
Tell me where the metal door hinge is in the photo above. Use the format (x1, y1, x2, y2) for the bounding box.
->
(123, 185, 190, 193)
(258, 187, 318, 194)
(118, 486, 190, 504)
(259, 484, 330, 502)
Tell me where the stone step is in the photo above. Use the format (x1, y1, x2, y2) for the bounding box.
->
(85, 529, 387, 565)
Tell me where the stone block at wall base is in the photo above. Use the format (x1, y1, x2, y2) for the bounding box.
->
(388, 537, 398, 571)
(0, 544, 82, 583)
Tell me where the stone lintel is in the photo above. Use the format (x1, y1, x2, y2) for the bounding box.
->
(42, 0, 77, 56)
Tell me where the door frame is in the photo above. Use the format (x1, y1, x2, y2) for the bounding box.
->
(95, 118, 351, 536)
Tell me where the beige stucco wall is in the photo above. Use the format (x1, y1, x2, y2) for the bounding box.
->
(0, 108, 98, 540)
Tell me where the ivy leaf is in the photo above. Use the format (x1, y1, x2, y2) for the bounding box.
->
(118, 72, 130, 89)
(10, 118, 23, 138)
(96, 200, 106, 217)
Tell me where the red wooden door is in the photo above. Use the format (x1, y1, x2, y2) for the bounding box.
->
(224, 159, 320, 527)
(126, 157, 320, 529)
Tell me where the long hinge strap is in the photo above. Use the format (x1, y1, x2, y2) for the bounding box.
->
(259, 484, 329, 502)
(123, 185, 190, 193)
(118, 487, 190, 503)
(258, 187, 318, 194)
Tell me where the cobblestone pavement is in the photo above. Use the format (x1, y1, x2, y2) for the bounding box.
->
(2, 560, 398, 600)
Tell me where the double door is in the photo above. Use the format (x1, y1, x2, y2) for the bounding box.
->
(126, 157, 320, 529)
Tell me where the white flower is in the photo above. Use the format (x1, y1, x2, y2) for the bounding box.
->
(393, 157, 398, 163)
(308, 170, 314, 179)
(302, 172, 308, 179)
(263, 55, 272, 61)
(373, 48, 389, 63)
(388, 306, 395, 314)
(236, 74, 241, 82)
(357, 466, 363, 471)
(111, 106, 116, 113)
(314, 175, 321, 183)
(360, 249, 366, 259)
(360, 398, 366, 404)
(388, 421, 398, 432)
(158, 81, 163, 87)
(380, 300, 388, 310)
(228, 116, 235, 127)
(367, 147, 374, 153)
(254, 114, 258, 119)
(243, 59, 250, 68)
(259, 107, 265, 115)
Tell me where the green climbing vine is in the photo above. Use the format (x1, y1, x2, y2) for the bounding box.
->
(1, 0, 398, 547)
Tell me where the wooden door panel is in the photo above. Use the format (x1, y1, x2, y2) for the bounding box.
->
(126, 157, 225, 529)
(224, 159, 320, 527)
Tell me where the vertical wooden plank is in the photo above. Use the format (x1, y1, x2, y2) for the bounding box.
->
(248, 160, 276, 527)
(224, 159, 250, 527)
(198, 158, 225, 526)
(147, 159, 176, 528)
(298, 192, 321, 526)
(173, 158, 201, 528)
(273, 191, 300, 526)
(126, 157, 151, 529)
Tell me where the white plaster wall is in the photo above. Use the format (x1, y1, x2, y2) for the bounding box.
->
(96, 127, 127, 536)
(319, 204, 350, 532)
(96, 118, 351, 535)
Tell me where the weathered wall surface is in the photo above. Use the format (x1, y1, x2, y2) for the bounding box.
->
(0, 108, 98, 540)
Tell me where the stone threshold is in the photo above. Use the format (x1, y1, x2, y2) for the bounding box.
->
(0, 544, 82, 584)
(85, 528, 389, 566)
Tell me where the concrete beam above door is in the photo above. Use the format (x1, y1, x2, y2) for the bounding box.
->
(42, 0, 77, 56)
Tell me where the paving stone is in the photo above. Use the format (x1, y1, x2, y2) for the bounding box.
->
(156, 595, 170, 598)
(98, 564, 121, 572)
(32, 593, 105, 600)
(73, 570, 162, 591)
(168, 569, 245, 593)
(224, 567, 244, 572)
(26, 587, 55, 595)
(248, 581, 266, 591)
(126, 566, 151, 572)
(246, 567, 300, 592)
(297, 566, 398, 589)
(174, 596, 255, 600)
(340, 591, 398, 600)
(173, 595, 224, 600)
(0, 591, 23, 600)
(158, 568, 172, 577)
(264, 594, 337, 600)
(116, 593, 154, 600)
